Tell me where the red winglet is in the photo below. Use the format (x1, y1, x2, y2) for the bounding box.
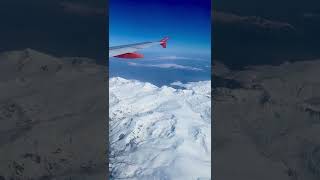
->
(115, 52, 144, 59)
(160, 37, 169, 48)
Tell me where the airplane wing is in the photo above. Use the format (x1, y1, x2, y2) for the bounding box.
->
(109, 37, 169, 59)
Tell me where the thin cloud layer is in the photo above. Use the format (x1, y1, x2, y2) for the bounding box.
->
(60, 1, 105, 16)
(156, 56, 191, 60)
(213, 11, 295, 32)
(303, 13, 320, 19)
(127, 62, 203, 71)
(155, 56, 205, 61)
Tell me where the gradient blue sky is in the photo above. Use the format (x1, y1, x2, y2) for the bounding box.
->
(109, 0, 211, 56)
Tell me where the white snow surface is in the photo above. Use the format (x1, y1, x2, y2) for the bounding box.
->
(109, 77, 211, 180)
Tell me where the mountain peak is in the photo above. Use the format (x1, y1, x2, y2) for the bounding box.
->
(109, 77, 211, 179)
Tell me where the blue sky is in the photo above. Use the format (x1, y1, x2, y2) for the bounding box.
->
(109, 0, 211, 56)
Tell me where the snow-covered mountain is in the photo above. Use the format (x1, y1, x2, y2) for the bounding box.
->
(109, 77, 211, 180)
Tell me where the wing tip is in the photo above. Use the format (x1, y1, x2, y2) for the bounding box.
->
(160, 37, 169, 42)
(160, 37, 169, 48)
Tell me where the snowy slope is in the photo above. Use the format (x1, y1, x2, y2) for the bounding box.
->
(109, 77, 211, 180)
